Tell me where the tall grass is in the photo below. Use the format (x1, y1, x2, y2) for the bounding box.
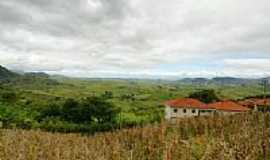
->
(0, 113, 269, 160)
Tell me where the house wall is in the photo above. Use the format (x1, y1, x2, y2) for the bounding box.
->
(165, 104, 249, 120)
(165, 105, 216, 120)
(165, 105, 172, 120)
(165, 105, 200, 119)
(216, 111, 241, 115)
(174, 108, 199, 117)
(199, 109, 215, 116)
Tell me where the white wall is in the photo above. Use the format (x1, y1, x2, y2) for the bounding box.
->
(166, 106, 200, 119)
(216, 111, 241, 116)
(165, 105, 172, 120)
(165, 105, 247, 120)
(165, 105, 216, 119)
(199, 109, 215, 116)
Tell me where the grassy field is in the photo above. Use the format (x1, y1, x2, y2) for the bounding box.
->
(0, 77, 266, 131)
(16, 78, 264, 110)
(38, 78, 265, 121)
(0, 113, 269, 160)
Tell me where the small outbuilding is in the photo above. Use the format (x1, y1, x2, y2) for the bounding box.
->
(208, 100, 250, 115)
(238, 98, 270, 112)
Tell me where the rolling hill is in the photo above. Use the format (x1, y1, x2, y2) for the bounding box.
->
(0, 65, 59, 87)
(0, 65, 19, 81)
(178, 77, 263, 86)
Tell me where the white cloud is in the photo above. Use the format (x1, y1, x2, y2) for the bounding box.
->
(0, 0, 270, 78)
(223, 58, 270, 75)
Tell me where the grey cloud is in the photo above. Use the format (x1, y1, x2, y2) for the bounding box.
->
(0, 0, 130, 37)
(0, 4, 29, 26)
(0, 0, 270, 77)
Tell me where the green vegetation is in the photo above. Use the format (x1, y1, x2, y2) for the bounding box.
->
(0, 76, 267, 133)
(188, 89, 220, 103)
(0, 65, 268, 133)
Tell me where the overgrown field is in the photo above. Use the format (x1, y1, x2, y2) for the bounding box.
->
(0, 113, 269, 160)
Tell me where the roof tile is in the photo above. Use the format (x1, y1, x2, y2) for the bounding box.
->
(209, 101, 250, 112)
(164, 98, 213, 109)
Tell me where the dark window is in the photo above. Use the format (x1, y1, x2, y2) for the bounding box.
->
(183, 109, 186, 113)
(192, 109, 196, 113)
(173, 109, 178, 113)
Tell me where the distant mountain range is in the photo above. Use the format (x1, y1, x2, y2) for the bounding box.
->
(0, 65, 58, 86)
(0, 65, 269, 86)
(179, 77, 269, 86)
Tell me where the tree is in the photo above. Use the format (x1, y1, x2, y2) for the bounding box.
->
(101, 91, 114, 99)
(81, 97, 120, 124)
(62, 98, 80, 122)
(188, 89, 219, 103)
(39, 103, 62, 120)
(38, 97, 120, 125)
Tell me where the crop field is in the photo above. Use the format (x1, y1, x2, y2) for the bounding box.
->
(0, 113, 269, 160)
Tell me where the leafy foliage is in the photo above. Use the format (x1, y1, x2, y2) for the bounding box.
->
(188, 89, 220, 103)
(35, 97, 121, 132)
(80, 97, 120, 123)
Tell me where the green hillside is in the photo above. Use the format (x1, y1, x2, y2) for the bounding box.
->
(0, 65, 19, 81)
(0, 65, 267, 133)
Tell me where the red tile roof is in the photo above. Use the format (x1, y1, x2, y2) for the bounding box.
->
(238, 98, 270, 108)
(209, 101, 250, 112)
(164, 98, 213, 109)
(252, 99, 270, 106)
(238, 99, 257, 108)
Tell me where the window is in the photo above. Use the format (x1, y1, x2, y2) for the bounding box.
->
(183, 109, 186, 113)
(192, 109, 196, 113)
(173, 109, 178, 113)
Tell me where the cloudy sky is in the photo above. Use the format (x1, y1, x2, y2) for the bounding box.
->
(0, 0, 270, 78)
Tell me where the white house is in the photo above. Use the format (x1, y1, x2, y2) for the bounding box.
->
(164, 98, 215, 120)
(164, 98, 251, 120)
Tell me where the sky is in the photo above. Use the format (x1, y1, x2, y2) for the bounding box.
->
(0, 0, 270, 78)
